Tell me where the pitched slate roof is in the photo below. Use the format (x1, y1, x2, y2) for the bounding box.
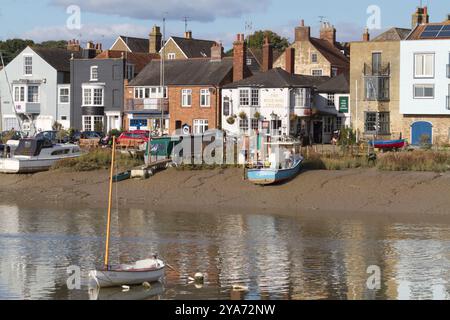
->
(129, 58, 233, 86)
(223, 67, 330, 89)
(310, 38, 350, 69)
(32, 47, 81, 72)
(316, 73, 349, 93)
(169, 37, 217, 58)
(372, 27, 411, 41)
(96, 50, 158, 73)
(118, 36, 149, 53)
(246, 48, 284, 74)
(407, 20, 450, 40)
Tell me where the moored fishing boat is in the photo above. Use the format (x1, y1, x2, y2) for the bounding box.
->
(0, 138, 81, 173)
(246, 139, 303, 185)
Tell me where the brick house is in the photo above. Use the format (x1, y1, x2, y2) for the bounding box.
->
(273, 20, 349, 77)
(126, 35, 253, 134)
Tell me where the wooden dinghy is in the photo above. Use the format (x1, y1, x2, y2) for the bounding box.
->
(369, 139, 406, 150)
(247, 156, 303, 185)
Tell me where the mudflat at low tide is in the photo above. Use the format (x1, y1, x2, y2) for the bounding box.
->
(1, 168, 450, 220)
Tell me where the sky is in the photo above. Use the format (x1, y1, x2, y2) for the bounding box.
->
(0, 0, 448, 49)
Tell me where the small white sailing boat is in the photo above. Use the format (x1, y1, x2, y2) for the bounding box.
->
(89, 136, 165, 288)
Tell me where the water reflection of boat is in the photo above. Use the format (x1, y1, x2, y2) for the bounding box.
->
(88, 281, 164, 300)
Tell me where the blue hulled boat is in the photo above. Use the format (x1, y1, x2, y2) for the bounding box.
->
(247, 156, 304, 185)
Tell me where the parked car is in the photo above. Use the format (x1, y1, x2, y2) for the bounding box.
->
(117, 130, 150, 145)
(80, 131, 104, 140)
(35, 131, 69, 143)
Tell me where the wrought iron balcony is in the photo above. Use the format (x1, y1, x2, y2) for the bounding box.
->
(363, 63, 390, 77)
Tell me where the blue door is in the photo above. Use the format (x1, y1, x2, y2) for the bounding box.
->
(411, 121, 432, 146)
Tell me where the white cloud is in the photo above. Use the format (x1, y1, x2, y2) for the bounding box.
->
(21, 23, 149, 45)
(50, 0, 271, 22)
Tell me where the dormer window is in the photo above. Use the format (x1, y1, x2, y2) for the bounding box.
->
(90, 66, 99, 81)
(24, 55, 33, 76)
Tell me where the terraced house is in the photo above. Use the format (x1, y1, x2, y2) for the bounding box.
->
(0, 46, 82, 133)
(400, 15, 450, 146)
(126, 41, 240, 134)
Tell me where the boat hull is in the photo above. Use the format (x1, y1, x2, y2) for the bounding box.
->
(0, 156, 79, 174)
(113, 171, 131, 182)
(369, 139, 406, 149)
(247, 158, 303, 185)
(89, 259, 166, 288)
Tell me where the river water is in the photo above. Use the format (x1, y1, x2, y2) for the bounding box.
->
(0, 204, 449, 300)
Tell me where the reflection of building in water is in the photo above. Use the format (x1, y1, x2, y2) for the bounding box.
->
(389, 225, 450, 300)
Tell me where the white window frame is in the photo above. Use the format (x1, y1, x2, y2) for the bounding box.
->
(193, 119, 209, 134)
(168, 53, 176, 60)
(90, 66, 99, 81)
(414, 53, 435, 78)
(23, 55, 33, 76)
(182, 89, 192, 107)
(82, 115, 104, 131)
(413, 84, 435, 99)
(13, 85, 26, 102)
(200, 89, 211, 107)
(251, 89, 259, 107)
(311, 69, 323, 76)
(82, 85, 104, 106)
(239, 89, 250, 107)
(327, 93, 335, 106)
(59, 86, 70, 104)
(27, 85, 40, 103)
(223, 96, 231, 116)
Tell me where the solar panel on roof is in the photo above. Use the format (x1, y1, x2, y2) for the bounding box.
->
(424, 25, 444, 31)
(437, 31, 450, 37)
(421, 31, 439, 38)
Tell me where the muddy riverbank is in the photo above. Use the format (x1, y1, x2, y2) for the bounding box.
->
(1, 168, 450, 221)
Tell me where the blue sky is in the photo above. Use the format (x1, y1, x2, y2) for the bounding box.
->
(0, 0, 448, 49)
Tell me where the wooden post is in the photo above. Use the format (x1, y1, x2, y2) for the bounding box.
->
(104, 136, 116, 269)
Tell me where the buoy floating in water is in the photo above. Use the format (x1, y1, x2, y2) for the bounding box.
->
(232, 285, 249, 292)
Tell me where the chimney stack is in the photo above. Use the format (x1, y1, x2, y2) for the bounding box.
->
(262, 36, 273, 72)
(295, 20, 311, 42)
(67, 39, 81, 52)
(185, 31, 193, 39)
(233, 34, 248, 82)
(149, 25, 162, 54)
(285, 47, 295, 74)
(412, 6, 430, 29)
(211, 42, 224, 62)
(320, 22, 336, 45)
(362, 28, 370, 42)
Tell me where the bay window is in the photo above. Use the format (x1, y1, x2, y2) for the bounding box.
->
(27, 86, 39, 103)
(82, 86, 104, 106)
(13, 85, 39, 103)
(82, 115, 104, 132)
(14, 86, 25, 102)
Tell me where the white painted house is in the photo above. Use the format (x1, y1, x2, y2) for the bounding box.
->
(0, 46, 79, 133)
(400, 21, 450, 145)
(221, 67, 352, 144)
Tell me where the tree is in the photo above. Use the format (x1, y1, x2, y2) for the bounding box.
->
(247, 30, 290, 51)
(37, 40, 68, 50)
(225, 30, 290, 56)
(0, 39, 35, 64)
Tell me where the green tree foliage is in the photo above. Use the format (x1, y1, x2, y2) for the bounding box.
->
(225, 30, 290, 55)
(0, 39, 68, 65)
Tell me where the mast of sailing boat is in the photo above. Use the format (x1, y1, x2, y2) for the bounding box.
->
(104, 136, 116, 270)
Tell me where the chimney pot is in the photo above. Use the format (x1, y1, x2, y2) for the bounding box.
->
(233, 34, 248, 82)
(262, 36, 273, 72)
(185, 31, 193, 39)
(211, 42, 223, 62)
(363, 28, 370, 42)
(149, 24, 162, 54)
(295, 22, 310, 42)
(301, 19, 305, 27)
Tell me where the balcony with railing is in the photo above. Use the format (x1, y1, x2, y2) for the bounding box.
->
(363, 63, 391, 102)
(126, 98, 169, 113)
